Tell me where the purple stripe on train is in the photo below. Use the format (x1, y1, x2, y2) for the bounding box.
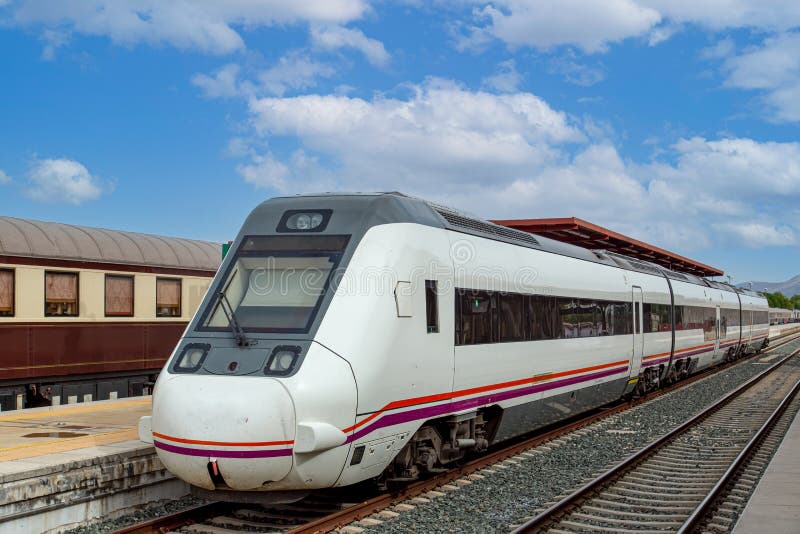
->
(643, 357, 670, 367)
(154, 440, 293, 458)
(347, 365, 628, 443)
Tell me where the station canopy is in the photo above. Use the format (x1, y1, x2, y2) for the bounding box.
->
(491, 216, 723, 277)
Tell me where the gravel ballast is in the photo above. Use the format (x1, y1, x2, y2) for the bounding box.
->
(365, 340, 800, 534)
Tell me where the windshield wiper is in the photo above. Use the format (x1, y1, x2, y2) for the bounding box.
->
(217, 291, 253, 347)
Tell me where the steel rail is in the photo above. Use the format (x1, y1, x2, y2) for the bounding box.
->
(510, 349, 799, 533)
(677, 376, 800, 533)
(109, 501, 230, 534)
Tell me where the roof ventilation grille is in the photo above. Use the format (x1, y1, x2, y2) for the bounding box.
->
(434, 208, 540, 246)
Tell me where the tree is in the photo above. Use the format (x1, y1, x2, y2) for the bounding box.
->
(764, 291, 793, 309)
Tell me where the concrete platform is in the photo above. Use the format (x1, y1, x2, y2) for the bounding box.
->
(769, 323, 800, 338)
(0, 396, 188, 533)
(733, 409, 800, 534)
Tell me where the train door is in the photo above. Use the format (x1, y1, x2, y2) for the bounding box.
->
(713, 306, 722, 360)
(631, 286, 644, 378)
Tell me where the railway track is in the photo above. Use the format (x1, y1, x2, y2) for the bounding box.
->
(111, 330, 800, 534)
(511, 349, 800, 533)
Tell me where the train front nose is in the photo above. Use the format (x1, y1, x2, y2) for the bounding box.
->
(151, 375, 294, 490)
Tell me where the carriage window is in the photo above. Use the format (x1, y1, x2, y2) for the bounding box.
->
(499, 292, 526, 342)
(45, 271, 79, 317)
(560, 298, 579, 339)
(528, 295, 561, 340)
(425, 280, 439, 333)
(607, 302, 633, 336)
(156, 278, 182, 317)
(704, 308, 717, 341)
(106, 275, 134, 317)
(0, 269, 13, 317)
(458, 290, 496, 345)
(642, 303, 672, 333)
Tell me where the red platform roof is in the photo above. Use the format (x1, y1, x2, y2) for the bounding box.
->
(491, 217, 723, 277)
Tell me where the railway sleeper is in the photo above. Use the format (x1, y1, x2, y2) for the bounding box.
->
(629, 469, 721, 480)
(619, 478, 716, 490)
(557, 518, 676, 533)
(607, 486, 709, 498)
(581, 505, 688, 521)
(570, 512, 683, 528)
(597, 491, 701, 506)
(591, 498, 694, 514)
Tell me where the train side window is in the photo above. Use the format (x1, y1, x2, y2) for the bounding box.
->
(425, 280, 439, 333)
(527, 295, 559, 340)
(460, 290, 495, 345)
(105, 274, 134, 317)
(560, 298, 579, 339)
(45, 271, 79, 317)
(499, 292, 526, 342)
(156, 278, 182, 317)
(0, 269, 14, 317)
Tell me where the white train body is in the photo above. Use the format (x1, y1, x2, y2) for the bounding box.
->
(139, 193, 769, 498)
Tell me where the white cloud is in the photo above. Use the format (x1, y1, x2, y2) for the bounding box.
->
(549, 56, 606, 86)
(310, 24, 390, 67)
(192, 53, 337, 99)
(712, 222, 797, 247)
(258, 51, 337, 96)
(0, 169, 10, 184)
(466, 0, 661, 53)
(721, 32, 800, 122)
(237, 152, 290, 191)
(233, 79, 800, 252)
(26, 158, 105, 204)
(192, 63, 243, 99)
(644, 1, 800, 32)
(481, 59, 522, 92)
(247, 79, 583, 193)
(700, 38, 735, 60)
(655, 136, 800, 195)
(9, 0, 369, 55)
(460, 1, 800, 53)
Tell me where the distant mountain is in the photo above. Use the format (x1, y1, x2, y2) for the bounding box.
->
(738, 274, 800, 297)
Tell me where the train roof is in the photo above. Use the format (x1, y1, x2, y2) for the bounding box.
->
(271, 192, 760, 297)
(0, 216, 221, 273)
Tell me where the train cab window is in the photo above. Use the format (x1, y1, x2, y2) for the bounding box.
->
(425, 280, 439, 333)
(0, 269, 13, 317)
(156, 278, 182, 317)
(45, 271, 79, 317)
(105, 275, 134, 317)
(498, 292, 526, 342)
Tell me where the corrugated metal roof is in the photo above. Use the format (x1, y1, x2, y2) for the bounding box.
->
(0, 216, 221, 272)
(492, 216, 724, 277)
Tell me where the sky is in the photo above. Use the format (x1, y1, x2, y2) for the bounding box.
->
(1, 1, 800, 284)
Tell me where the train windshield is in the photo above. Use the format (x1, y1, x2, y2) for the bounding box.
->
(199, 235, 349, 333)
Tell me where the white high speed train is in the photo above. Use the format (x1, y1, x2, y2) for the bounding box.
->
(138, 193, 769, 500)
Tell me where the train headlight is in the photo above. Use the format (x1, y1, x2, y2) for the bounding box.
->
(277, 210, 332, 232)
(287, 212, 323, 230)
(172, 344, 210, 373)
(266, 346, 300, 376)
